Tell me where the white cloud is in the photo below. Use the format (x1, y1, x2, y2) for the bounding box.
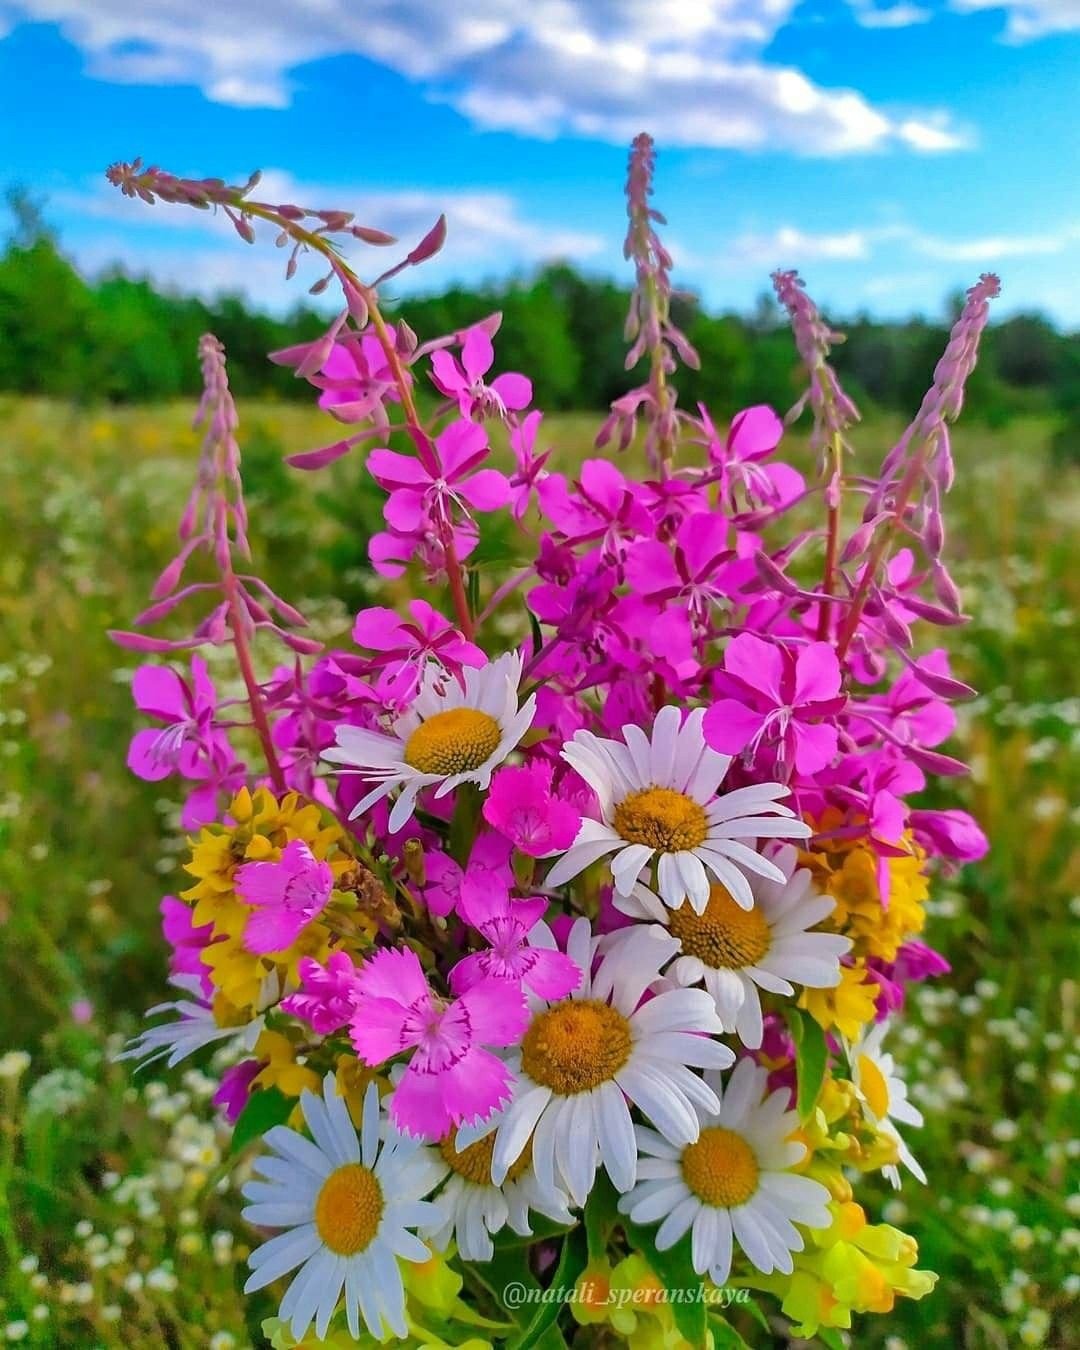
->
(681, 218, 1079, 284)
(903, 223, 1080, 261)
(951, 0, 1080, 40)
(727, 225, 875, 265)
(1, 0, 968, 156)
(847, 2, 933, 29)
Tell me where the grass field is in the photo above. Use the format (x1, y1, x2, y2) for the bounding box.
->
(0, 395, 1077, 1348)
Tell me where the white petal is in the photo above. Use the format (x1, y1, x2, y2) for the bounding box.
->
(595, 1082, 637, 1194)
(655, 1194, 700, 1251)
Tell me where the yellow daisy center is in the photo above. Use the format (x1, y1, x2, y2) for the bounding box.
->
(313, 1163, 384, 1256)
(612, 786, 708, 853)
(521, 999, 633, 1095)
(440, 1132, 533, 1187)
(403, 708, 502, 776)
(667, 884, 771, 969)
(681, 1127, 760, 1208)
(858, 1053, 891, 1120)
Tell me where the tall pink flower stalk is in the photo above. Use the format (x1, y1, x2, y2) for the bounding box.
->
(598, 133, 699, 474)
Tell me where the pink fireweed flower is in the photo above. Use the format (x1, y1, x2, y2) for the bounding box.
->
(369, 514, 479, 580)
(482, 762, 582, 857)
(624, 512, 737, 626)
(702, 403, 806, 513)
(234, 839, 334, 954)
(126, 656, 229, 782)
(703, 634, 846, 777)
(352, 599, 485, 706)
(430, 324, 532, 421)
(508, 409, 551, 519)
(451, 892, 582, 1001)
(368, 419, 510, 534)
(538, 459, 650, 561)
(423, 833, 514, 920)
(126, 656, 240, 827)
(280, 952, 362, 1035)
(349, 947, 528, 1140)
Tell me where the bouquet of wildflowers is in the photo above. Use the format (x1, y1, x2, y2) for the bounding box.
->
(109, 135, 995, 1347)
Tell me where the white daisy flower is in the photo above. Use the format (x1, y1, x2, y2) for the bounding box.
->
(475, 917, 733, 1208)
(619, 1057, 831, 1285)
(608, 845, 852, 1049)
(241, 1074, 443, 1342)
(847, 1021, 926, 1187)
(115, 972, 272, 1070)
(422, 1128, 574, 1261)
(545, 706, 810, 913)
(323, 651, 536, 833)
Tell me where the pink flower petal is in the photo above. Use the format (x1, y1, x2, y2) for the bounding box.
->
(702, 700, 768, 755)
(723, 633, 786, 704)
(458, 468, 511, 513)
(523, 947, 582, 1001)
(461, 327, 495, 382)
(350, 995, 424, 1064)
(792, 721, 840, 776)
(132, 665, 186, 720)
(367, 448, 430, 489)
(793, 642, 843, 705)
(354, 946, 429, 1006)
(126, 728, 172, 781)
(389, 1063, 453, 1140)
(439, 1048, 514, 1127)
(243, 907, 307, 955)
(352, 607, 407, 650)
(457, 977, 528, 1046)
(491, 371, 532, 410)
(727, 404, 783, 462)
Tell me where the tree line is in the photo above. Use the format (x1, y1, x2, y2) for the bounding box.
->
(1, 192, 1076, 443)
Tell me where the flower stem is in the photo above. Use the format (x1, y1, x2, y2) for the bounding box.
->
(225, 574, 286, 793)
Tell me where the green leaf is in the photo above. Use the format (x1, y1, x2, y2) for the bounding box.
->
(786, 1007, 828, 1120)
(469, 1236, 541, 1327)
(448, 781, 483, 867)
(707, 1313, 754, 1349)
(230, 1087, 293, 1155)
(508, 1225, 588, 1350)
(583, 1172, 620, 1261)
(620, 1214, 707, 1345)
(736, 1291, 772, 1333)
(816, 1328, 847, 1350)
(526, 605, 544, 662)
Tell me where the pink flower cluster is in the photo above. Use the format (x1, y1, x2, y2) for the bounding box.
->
(113, 136, 993, 1185)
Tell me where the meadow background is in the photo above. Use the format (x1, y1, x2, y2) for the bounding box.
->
(1, 214, 1079, 1348)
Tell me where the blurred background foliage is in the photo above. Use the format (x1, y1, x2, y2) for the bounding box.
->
(1, 189, 1078, 466)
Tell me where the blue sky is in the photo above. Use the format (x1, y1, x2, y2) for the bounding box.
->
(1, 0, 1077, 323)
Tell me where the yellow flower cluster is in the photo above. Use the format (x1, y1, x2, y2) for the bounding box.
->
(803, 812, 930, 964)
(745, 1200, 936, 1337)
(795, 812, 931, 1039)
(572, 1255, 715, 1349)
(180, 788, 356, 1013)
(795, 1076, 903, 1187)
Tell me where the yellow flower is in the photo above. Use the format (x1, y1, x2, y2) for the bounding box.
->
(179, 788, 353, 1012)
(745, 1200, 936, 1337)
(799, 962, 879, 1040)
(250, 1030, 320, 1101)
(333, 1055, 383, 1129)
(802, 821, 929, 964)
